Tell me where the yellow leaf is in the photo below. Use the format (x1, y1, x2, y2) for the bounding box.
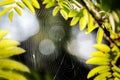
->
(30, 0, 40, 9)
(45, 2, 56, 8)
(97, 28, 104, 44)
(93, 44, 110, 52)
(52, 6, 60, 16)
(86, 57, 110, 65)
(42, 0, 51, 4)
(0, 59, 30, 72)
(87, 65, 110, 79)
(8, 11, 14, 22)
(0, 0, 15, 6)
(68, 10, 78, 17)
(79, 9, 88, 31)
(60, 9, 68, 20)
(16, 2, 25, 9)
(0, 70, 28, 80)
(14, 7, 22, 16)
(0, 47, 25, 58)
(0, 6, 12, 17)
(22, 0, 35, 14)
(0, 39, 20, 49)
(86, 14, 98, 34)
(0, 30, 9, 40)
(70, 16, 79, 26)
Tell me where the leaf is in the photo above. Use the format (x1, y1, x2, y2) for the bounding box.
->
(60, 9, 68, 20)
(86, 14, 98, 34)
(68, 10, 78, 17)
(97, 27, 104, 44)
(0, 47, 25, 58)
(52, 6, 60, 16)
(70, 16, 79, 26)
(113, 72, 120, 79)
(94, 72, 111, 80)
(0, 30, 9, 40)
(0, 59, 30, 72)
(42, 0, 51, 4)
(86, 57, 110, 65)
(8, 11, 14, 22)
(0, 6, 12, 17)
(93, 44, 111, 52)
(16, 2, 25, 9)
(14, 7, 22, 16)
(22, 0, 35, 14)
(87, 65, 110, 79)
(0, 70, 28, 80)
(0, 39, 20, 48)
(112, 65, 120, 74)
(45, 2, 56, 8)
(0, 0, 15, 6)
(79, 9, 88, 31)
(30, 0, 40, 9)
(90, 51, 110, 58)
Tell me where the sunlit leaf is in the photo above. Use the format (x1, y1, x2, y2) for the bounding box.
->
(30, 0, 40, 9)
(0, 0, 15, 6)
(45, 2, 56, 8)
(86, 14, 98, 34)
(70, 16, 79, 26)
(87, 65, 110, 79)
(0, 59, 30, 72)
(60, 9, 68, 20)
(22, 0, 35, 14)
(79, 9, 88, 31)
(8, 11, 14, 22)
(14, 7, 22, 16)
(97, 27, 104, 44)
(0, 6, 12, 17)
(68, 10, 78, 17)
(0, 47, 25, 58)
(0, 30, 9, 40)
(52, 6, 60, 16)
(93, 44, 110, 52)
(0, 70, 28, 80)
(16, 2, 25, 9)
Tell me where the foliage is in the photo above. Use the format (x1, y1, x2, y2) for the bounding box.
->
(0, 0, 120, 80)
(42, 0, 120, 80)
(0, 0, 40, 21)
(0, 30, 30, 80)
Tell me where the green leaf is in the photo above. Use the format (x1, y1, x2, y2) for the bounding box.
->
(45, 2, 56, 8)
(70, 16, 79, 26)
(79, 9, 88, 31)
(97, 28, 104, 44)
(87, 65, 110, 79)
(0, 47, 25, 58)
(93, 44, 111, 52)
(86, 14, 98, 34)
(52, 6, 60, 16)
(0, 70, 28, 80)
(0, 59, 30, 72)
(42, 0, 51, 4)
(60, 9, 68, 20)
(68, 10, 78, 17)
